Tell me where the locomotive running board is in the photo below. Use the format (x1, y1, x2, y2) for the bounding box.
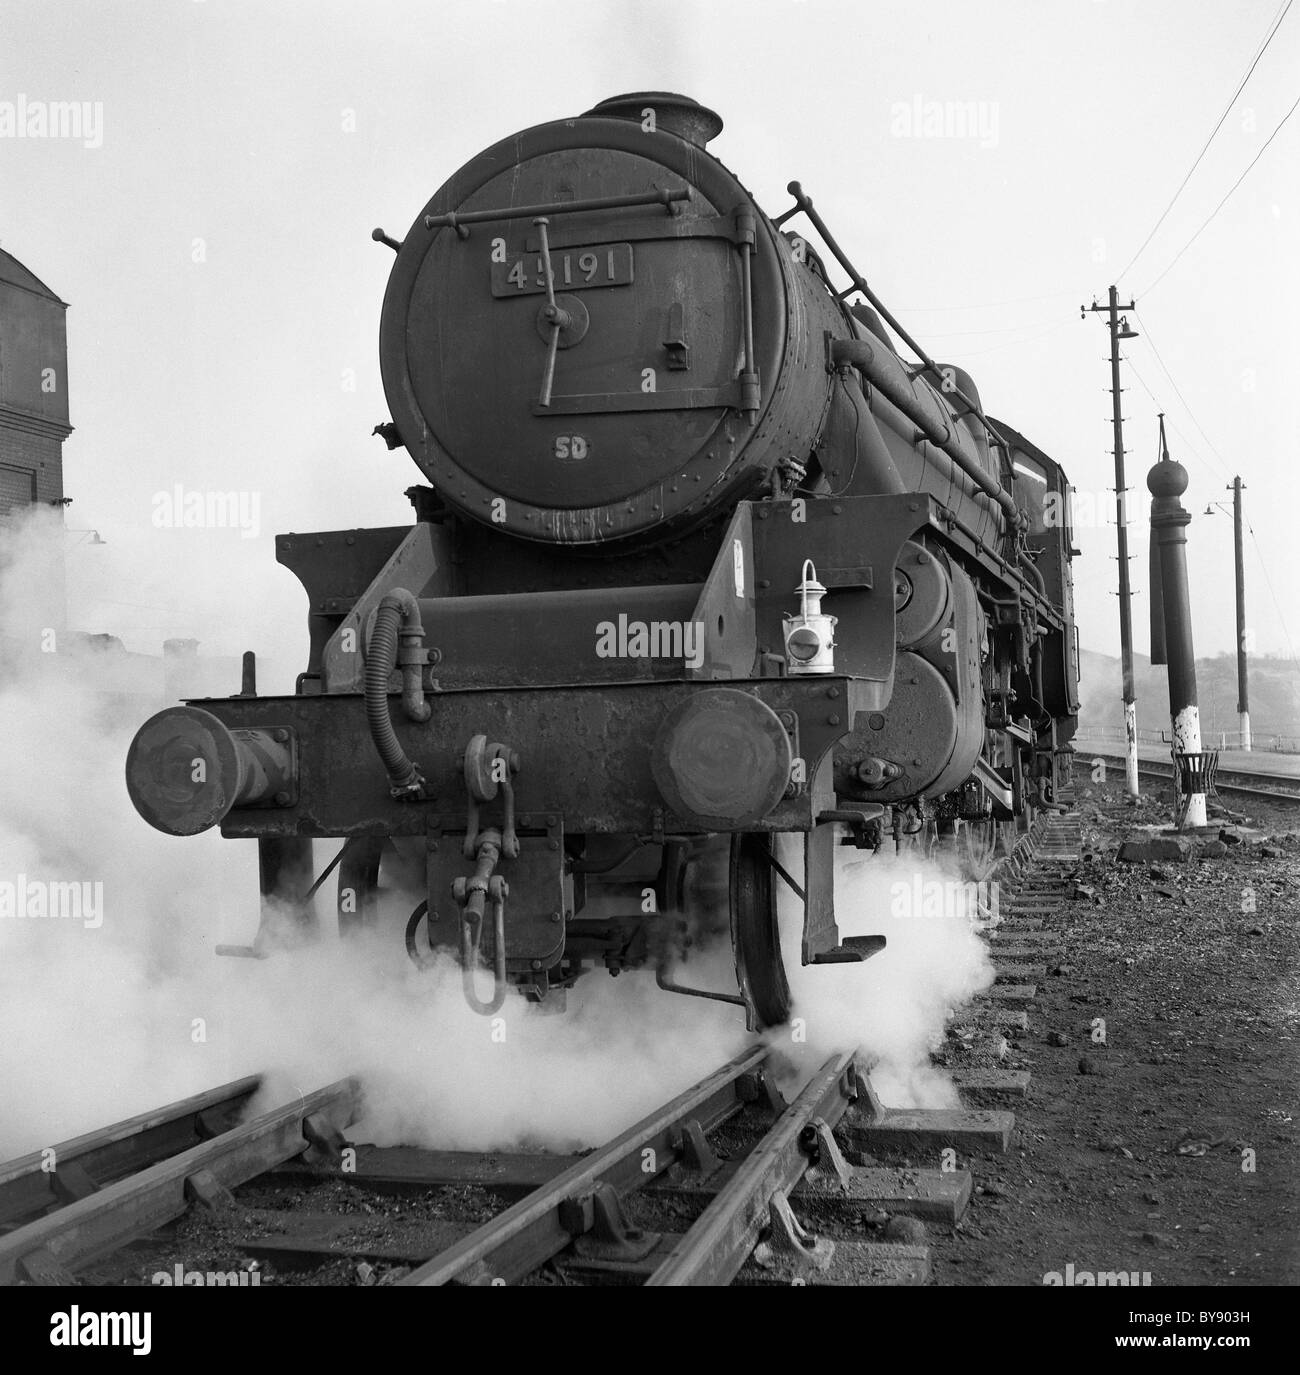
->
(760, 828, 886, 966)
(811, 934, 887, 966)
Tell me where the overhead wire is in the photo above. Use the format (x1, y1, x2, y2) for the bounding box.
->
(1122, 351, 1295, 665)
(916, 316, 1068, 339)
(1118, 0, 1294, 285)
(955, 319, 1075, 359)
(1247, 523, 1300, 663)
(1131, 312, 1235, 480)
(1139, 92, 1300, 297)
(898, 290, 1079, 313)
(1119, 351, 1221, 483)
(1091, 7, 1297, 665)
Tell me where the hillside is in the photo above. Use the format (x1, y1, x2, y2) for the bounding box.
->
(1077, 649, 1300, 749)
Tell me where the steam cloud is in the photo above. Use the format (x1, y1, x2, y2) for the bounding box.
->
(768, 839, 995, 1107)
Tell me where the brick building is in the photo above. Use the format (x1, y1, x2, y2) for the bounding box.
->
(0, 247, 72, 516)
(0, 249, 239, 706)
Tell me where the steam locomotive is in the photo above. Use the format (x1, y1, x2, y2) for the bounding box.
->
(126, 94, 1079, 1028)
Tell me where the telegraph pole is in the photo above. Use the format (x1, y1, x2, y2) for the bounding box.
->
(1084, 286, 1140, 798)
(1232, 476, 1251, 750)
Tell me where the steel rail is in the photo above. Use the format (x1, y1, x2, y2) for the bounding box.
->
(0, 1075, 262, 1235)
(398, 1045, 770, 1286)
(646, 1047, 860, 1286)
(0, 1078, 359, 1285)
(1078, 750, 1300, 805)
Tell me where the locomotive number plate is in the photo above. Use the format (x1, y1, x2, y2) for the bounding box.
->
(492, 243, 634, 297)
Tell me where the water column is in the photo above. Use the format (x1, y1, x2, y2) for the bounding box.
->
(1147, 441, 1207, 828)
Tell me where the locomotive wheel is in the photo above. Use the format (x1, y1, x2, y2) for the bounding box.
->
(670, 833, 792, 1029)
(336, 836, 385, 937)
(729, 833, 793, 1030)
(336, 836, 427, 940)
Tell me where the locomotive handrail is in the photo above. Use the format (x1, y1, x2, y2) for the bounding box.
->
(830, 336, 1015, 526)
(424, 187, 689, 236)
(779, 181, 1023, 533)
(943, 505, 1062, 627)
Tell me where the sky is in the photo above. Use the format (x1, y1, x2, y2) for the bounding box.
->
(2, 0, 1297, 685)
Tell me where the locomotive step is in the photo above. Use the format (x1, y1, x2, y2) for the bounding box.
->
(813, 934, 888, 964)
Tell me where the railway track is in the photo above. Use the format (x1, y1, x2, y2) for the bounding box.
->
(1076, 750, 1300, 807)
(1, 814, 1082, 1287)
(0, 1079, 359, 1284)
